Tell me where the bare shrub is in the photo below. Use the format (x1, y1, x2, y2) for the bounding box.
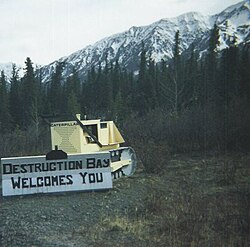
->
(0, 124, 50, 158)
(122, 109, 171, 173)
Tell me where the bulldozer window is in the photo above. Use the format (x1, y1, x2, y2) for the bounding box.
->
(85, 124, 98, 142)
(100, 122, 107, 129)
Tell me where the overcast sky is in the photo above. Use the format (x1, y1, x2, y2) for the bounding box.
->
(0, 0, 242, 65)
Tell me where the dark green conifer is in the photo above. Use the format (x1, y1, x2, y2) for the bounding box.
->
(22, 57, 39, 127)
(0, 71, 11, 132)
(9, 64, 22, 127)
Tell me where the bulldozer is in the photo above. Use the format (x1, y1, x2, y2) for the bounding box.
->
(50, 114, 137, 179)
(1, 114, 136, 196)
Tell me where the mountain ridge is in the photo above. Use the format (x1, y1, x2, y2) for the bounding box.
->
(40, 0, 247, 82)
(40, 9, 213, 82)
(1, 1, 249, 82)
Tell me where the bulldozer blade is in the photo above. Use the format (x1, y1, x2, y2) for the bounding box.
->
(110, 147, 137, 179)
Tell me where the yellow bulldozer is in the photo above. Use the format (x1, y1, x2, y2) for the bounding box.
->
(1, 114, 136, 196)
(50, 114, 137, 179)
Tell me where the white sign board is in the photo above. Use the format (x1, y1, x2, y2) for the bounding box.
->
(1, 152, 112, 196)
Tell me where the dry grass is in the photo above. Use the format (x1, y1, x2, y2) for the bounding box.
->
(1, 152, 249, 247)
(73, 154, 250, 247)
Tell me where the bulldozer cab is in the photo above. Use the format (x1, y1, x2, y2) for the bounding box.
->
(50, 114, 125, 154)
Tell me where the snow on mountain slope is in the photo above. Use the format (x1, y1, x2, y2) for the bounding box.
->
(0, 63, 24, 81)
(212, 0, 250, 50)
(40, 11, 212, 82)
(38, 0, 250, 82)
(212, 0, 250, 26)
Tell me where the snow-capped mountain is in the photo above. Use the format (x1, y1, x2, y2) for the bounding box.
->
(0, 63, 24, 81)
(38, 0, 250, 82)
(212, 0, 250, 50)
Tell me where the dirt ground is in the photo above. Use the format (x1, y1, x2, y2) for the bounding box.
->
(0, 154, 250, 247)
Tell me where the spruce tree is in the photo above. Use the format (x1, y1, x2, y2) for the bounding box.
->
(120, 69, 134, 113)
(48, 62, 64, 114)
(70, 67, 81, 99)
(0, 71, 11, 132)
(182, 46, 199, 108)
(147, 59, 157, 108)
(239, 44, 250, 103)
(9, 64, 22, 127)
(206, 24, 220, 103)
(82, 66, 97, 115)
(66, 91, 80, 115)
(167, 30, 183, 114)
(173, 30, 182, 113)
(104, 62, 114, 113)
(111, 60, 121, 101)
(158, 59, 171, 108)
(112, 90, 124, 122)
(135, 41, 149, 113)
(64, 67, 81, 114)
(22, 57, 39, 127)
(174, 30, 181, 63)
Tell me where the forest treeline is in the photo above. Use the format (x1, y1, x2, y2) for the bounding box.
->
(0, 25, 250, 156)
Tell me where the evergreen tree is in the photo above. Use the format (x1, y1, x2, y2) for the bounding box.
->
(104, 62, 114, 113)
(48, 62, 64, 114)
(135, 41, 149, 113)
(206, 24, 220, 103)
(147, 59, 158, 108)
(0, 71, 11, 132)
(64, 68, 82, 115)
(239, 44, 250, 104)
(70, 67, 81, 99)
(9, 64, 22, 127)
(182, 46, 199, 108)
(218, 37, 242, 114)
(82, 66, 97, 115)
(173, 30, 182, 113)
(112, 90, 124, 121)
(120, 68, 134, 113)
(111, 60, 121, 101)
(35, 64, 45, 115)
(92, 62, 103, 114)
(158, 59, 171, 108)
(66, 91, 81, 115)
(174, 30, 181, 62)
(22, 57, 39, 127)
(167, 30, 184, 114)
